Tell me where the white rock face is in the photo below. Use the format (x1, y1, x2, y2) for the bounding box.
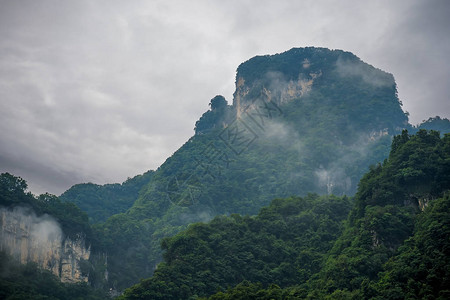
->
(0, 207, 90, 282)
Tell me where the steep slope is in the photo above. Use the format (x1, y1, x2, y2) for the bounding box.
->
(1, 207, 90, 283)
(119, 129, 450, 299)
(0, 173, 109, 299)
(309, 129, 450, 298)
(131, 48, 408, 218)
(0, 251, 108, 300)
(95, 47, 412, 290)
(4, 46, 449, 296)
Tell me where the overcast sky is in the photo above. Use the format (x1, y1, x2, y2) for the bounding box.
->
(1, 0, 449, 195)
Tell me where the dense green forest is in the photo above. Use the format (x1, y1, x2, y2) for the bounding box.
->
(60, 170, 154, 223)
(415, 116, 450, 135)
(0, 251, 108, 300)
(119, 129, 450, 299)
(119, 194, 352, 299)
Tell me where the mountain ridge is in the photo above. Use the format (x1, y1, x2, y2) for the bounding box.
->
(3, 47, 449, 294)
(91, 46, 414, 290)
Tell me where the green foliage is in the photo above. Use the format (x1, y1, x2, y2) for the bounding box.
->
(48, 48, 449, 292)
(118, 130, 450, 299)
(194, 95, 235, 134)
(91, 213, 154, 289)
(60, 171, 154, 223)
(0, 173, 92, 242)
(210, 95, 228, 110)
(87, 48, 450, 291)
(0, 251, 109, 300)
(375, 193, 450, 299)
(0, 173, 109, 294)
(238, 47, 407, 134)
(206, 281, 306, 300)
(352, 129, 449, 220)
(0, 172, 32, 207)
(38, 193, 93, 242)
(3, 48, 450, 298)
(416, 116, 450, 135)
(307, 130, 450, 297)
(101, 47, 412, 289)
(119, 195, 351, 299)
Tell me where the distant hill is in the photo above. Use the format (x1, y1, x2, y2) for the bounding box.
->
(416, 116, 450, 135)
(60, 170, 154, 223)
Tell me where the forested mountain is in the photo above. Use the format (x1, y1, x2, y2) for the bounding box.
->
(64, 47, 450, 291)
(2, 47, 449, 297)
(60, 170, 154, 223)
(308, 129, 450, 298)
(92, 47, 416, 290)
(119, 129, 450, 299)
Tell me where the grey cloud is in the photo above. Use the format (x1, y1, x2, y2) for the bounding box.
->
(362, 0, 450, 124)
(0, 0, 448, 195)
(335, 57, 393, 87)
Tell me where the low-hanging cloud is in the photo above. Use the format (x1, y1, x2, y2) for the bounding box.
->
(336, 56, 394, 87)
(0, 206, 63, 265)
(0, 0, 448, 195)
(314, 130, 389, 195)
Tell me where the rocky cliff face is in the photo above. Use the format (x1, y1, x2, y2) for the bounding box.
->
(233, 49, 327, 113)
(233, 60, 322, 117)
(0, 207, 90, 283)
(232, 47, 405, 133)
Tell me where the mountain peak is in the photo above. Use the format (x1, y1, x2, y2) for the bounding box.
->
(233, 48, 398, 120)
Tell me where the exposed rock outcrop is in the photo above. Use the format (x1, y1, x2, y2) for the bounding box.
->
(0, 207, 90, 283)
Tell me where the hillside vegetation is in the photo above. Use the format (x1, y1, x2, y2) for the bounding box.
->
(95, 47, 412, 289)
(2, 47, 449, 297)
(120, 130, 450, 299)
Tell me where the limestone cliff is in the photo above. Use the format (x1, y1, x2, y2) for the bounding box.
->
(233, 48, 328, 116)
(232, 47, 402, 134)
(0, 207, 90, 283)
(233, 69, 322, 116)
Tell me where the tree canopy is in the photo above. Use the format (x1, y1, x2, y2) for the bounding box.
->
(118, 130, 450, 299)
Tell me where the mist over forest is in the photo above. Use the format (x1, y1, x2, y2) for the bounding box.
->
(1, 44, 449, 299)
